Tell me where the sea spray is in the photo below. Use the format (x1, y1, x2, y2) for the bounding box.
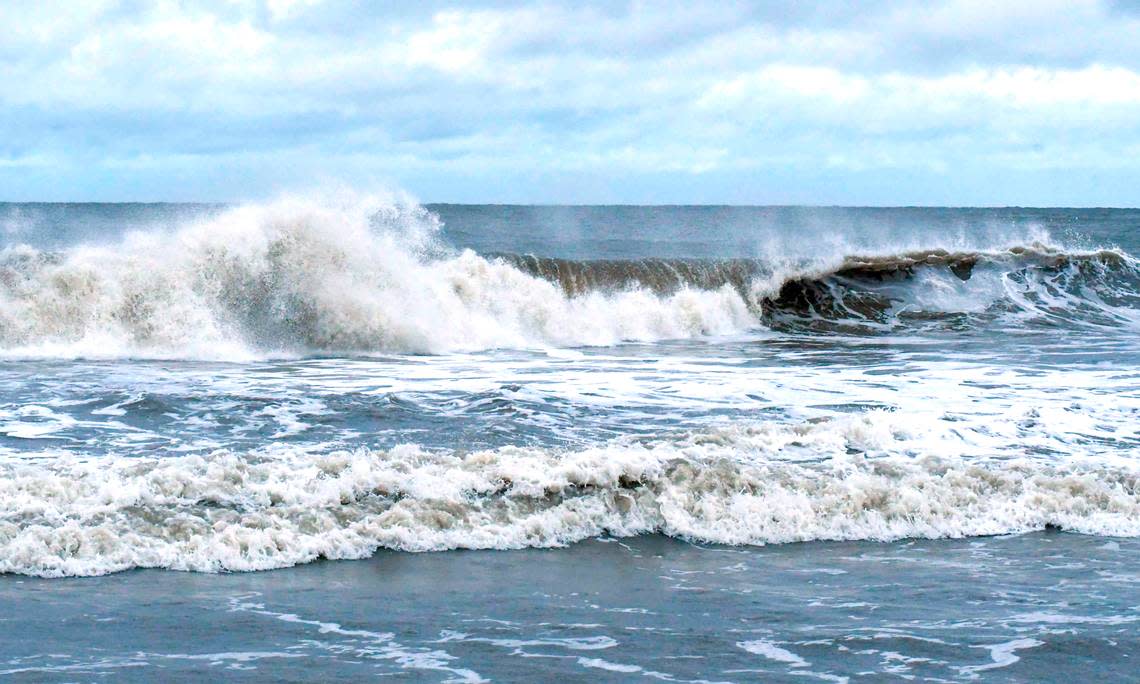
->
(0, 194, 757, 358)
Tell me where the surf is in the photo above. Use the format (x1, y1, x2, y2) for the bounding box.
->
(3, 411, 1139, 577)
(0, 194, 1135, 360)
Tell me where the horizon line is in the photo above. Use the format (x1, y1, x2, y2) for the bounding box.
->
(2, 200, 1138, 210)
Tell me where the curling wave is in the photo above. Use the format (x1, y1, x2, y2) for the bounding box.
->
(0, 195, 1136, 359)
(3, 412, 1139, 577)
(501, 246, 1140, 333)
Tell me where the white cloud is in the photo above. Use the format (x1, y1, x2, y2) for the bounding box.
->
(1, 1, 1139, 203)
(265, 0, 324, 22)
(400, 10, 502, 76)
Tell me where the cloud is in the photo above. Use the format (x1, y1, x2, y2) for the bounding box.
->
(1, 1, 1139, 204)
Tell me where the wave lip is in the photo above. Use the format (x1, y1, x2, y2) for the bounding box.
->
(502, 244, 1140, 333)
(772, 245, 1139, 329)
(3, 413, 1139, 578)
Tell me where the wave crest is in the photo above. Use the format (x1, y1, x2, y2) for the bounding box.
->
(0, 195, 1136, 359)
(0, 196, 755, 358)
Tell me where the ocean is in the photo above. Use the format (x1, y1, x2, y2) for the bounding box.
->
(0, 198, 1138, 681)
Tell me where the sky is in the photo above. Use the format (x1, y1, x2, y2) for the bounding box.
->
(2, 0, 1140, 205)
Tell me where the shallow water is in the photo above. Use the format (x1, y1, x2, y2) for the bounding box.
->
(3, 534, 1138, 682)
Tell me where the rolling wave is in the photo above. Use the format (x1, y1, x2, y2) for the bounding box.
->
(0, 195, 1135, 359)
(3, 412, 1138, 577)
(502, 247, 1139, 332)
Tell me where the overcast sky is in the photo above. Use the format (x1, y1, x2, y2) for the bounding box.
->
(3, 1, 1140, 205)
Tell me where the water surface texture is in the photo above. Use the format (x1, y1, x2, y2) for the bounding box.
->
(0, 200, 1138, 681)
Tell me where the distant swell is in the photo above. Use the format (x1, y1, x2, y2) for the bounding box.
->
(0, 195, 1136, 360)
(3, 413, 1138, 577)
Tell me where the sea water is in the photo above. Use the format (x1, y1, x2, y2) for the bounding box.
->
(0, 198, 1137, 681)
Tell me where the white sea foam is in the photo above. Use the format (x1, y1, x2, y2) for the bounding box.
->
(737, 640, 809, 667)
(226, 593, 485, 682)
(2, 412, 1138, 578)
(959, 638, 1043, 675)
(0, 193, 755, 359)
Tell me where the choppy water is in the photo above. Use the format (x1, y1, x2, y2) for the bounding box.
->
(0, 198, 1138, 680)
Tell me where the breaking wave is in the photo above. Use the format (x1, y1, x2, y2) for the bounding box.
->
(3, 412, 1138, 577)
(0, 195, 753, 359)
(502, 247, 1140, 333)
(0, 194, 1136, 359)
